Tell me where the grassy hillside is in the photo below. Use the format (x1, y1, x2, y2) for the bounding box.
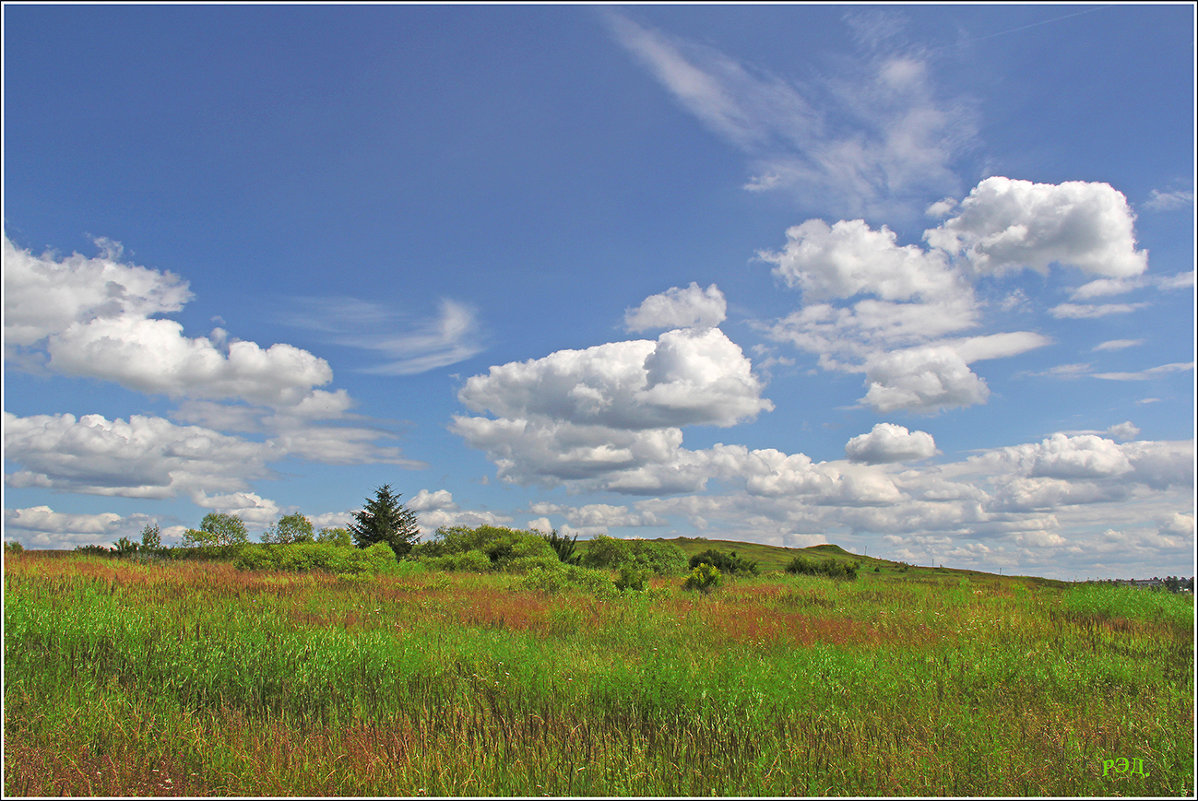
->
(20, 535, 1076, 588)
(643, 536, 1070, 588)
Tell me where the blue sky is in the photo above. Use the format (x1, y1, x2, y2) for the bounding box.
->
(3, 3, 1194, 580)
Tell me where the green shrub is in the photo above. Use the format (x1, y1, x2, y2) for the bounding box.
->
(784, 555, 859, 580)
(518, 564, 618, 597)
(234, 546, 274, 571)
(3, 541, 25, 555)
(503, 555, 564, 575)
(414, 526, 556, 572)
(174, 543, 250, 561)
(629, 540, 689, 575)
(348, 542, 405, 574)
(578, 534, 625, 569)
(112, 536, 141, 556)
(614, 564, 650, 592)
(683, 562, 721, 593)
(580, 535, 688, 575)
(687, 548, 758, 576)
(421, 549, 494, 573)
(518, 566, 570, 594)
(233, 542, 399, 575)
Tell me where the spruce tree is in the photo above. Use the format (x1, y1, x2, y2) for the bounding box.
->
(349, 484, 420, 558)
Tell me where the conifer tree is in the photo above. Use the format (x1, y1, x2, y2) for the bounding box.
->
(349, 484, 420, 558)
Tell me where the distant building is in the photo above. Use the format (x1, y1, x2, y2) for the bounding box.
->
(1112, 577, 1194, 592)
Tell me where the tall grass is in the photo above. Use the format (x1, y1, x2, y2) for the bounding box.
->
(4, 552, 1193, 796)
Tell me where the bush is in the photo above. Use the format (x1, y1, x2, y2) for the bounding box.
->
(173, 543, 250, 561)
(112, 536, 140, 556)
(503, 555, 564, 575)
(629, 540, 689, 575)
(421, 549, 494, 573)
(233, 546, 274, 571)
(414, 526, 556, 572)
(614, 564, 649, 592)
(346, 542, 405, 574)
(683, 563, 721, 593)
(785, 555, 859, 580)
(687, 548, 758, 576)
(4, 541, 25, 555)
(578, 535, 625, 569)
(580, 536, 688, 575)
(233, 542, 400, 575)
(518, 564, 618, 597)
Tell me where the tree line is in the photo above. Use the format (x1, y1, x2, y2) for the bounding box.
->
(74, 483, 420, 558)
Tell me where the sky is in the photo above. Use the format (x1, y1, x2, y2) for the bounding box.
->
(2, 3, 1194, 581)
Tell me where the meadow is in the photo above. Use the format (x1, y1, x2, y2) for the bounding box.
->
(3, 543, 1193, 797)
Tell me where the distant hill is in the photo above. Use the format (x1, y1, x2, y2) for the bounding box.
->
(635, 535, 1069, 588)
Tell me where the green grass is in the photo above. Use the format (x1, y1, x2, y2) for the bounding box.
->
(4, 550, 1193, 796)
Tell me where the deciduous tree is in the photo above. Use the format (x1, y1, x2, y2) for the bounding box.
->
(316, 527, 353, 547)
(182, 512, 249, 548)
(140, 522, 162, 550)
(262, 513, 316, 544)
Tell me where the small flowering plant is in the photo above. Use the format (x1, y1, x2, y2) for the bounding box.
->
(683, 562, 721, 593)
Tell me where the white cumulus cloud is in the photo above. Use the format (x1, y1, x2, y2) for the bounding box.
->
(1028, 433, 1134, 480)
(862, 345, 990, 414)
(3, 411, 277, 499)
(624, 282, 727, 332)
(452, 324, 775, 492)
(4, 505, 166, 549)
(3, 232, 192, 347)
(48, 316, 333, 406)
(458, 327, 771, 432)
(408, 489, 456, 512)
(5, 231, 337, 407)
(759, 218, 962, 302)
(924, 177, 1148, 278)
(845, 423, 936, 463)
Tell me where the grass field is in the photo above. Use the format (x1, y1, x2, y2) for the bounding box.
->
(3, 545, 1193, 796)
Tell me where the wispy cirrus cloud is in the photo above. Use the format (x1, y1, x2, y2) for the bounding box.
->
(605, 10, 977, 220)
(1049, 302, 1150, 319)
(282, 296, 485, 375)
(1070, 270, 1193, 300)
(1092, 339, 1144, 352)
(1092, 362, 1194, 382)
(1028, 361, 1194, 383)
(1143, 186, 1194, 212)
